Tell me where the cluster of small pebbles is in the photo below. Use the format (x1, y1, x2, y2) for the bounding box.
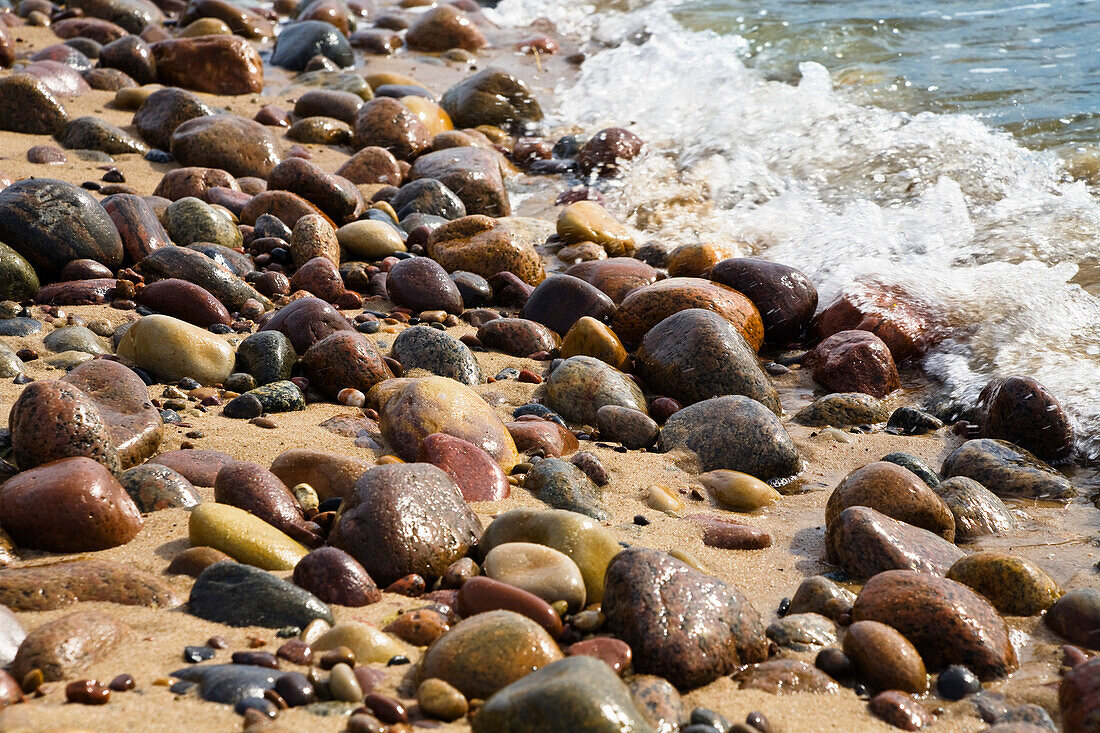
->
(0, 0, 1095, 731)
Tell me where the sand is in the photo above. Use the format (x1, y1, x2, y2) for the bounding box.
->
(0, 11, 1097, 733)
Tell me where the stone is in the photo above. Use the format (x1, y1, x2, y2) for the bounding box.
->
(336, 146, 403, 185)
(709, 257, 818, 344)
(0, 178, 123, 280)
(826, 506, 963, 579)
(664, 242, 738, 278)
(418, 678, 467, 722)
(691, 514, 772, 550)
(941, 438, 1074, 501)
(119, 463, 200, 511)
(68, 0, 163, 34)
(826, 462, 955, 541)
(290, 255, 349, 302)
(312, 622, 405, 665)
(869, 691, 934, 731)
(386, 256, 464, 314)
(507, 420, 580, 457)
(418, 432, 509, 502)
(843, 620, 927, 693)
(0, 74, 70, 136)
(803, 330, 900, 398)
(559, 316, 629, 370)
(472, 655, 653, 733)
(788, 576, 855, 620)
(852, 569, 1018, 679)
(188, 502, 308, 570)
(116, 314, 234, 385)
(595, 406, 658, 450)
(659, 395, 801, 481)
(189, 561, 334, 628)
(0, 243, 38, 302)
(301, 331, 394, 399)
(544, 355, 647, 426)
(11, 611, 127, 682)
(0, 343, 23, 379)
(440, 67, 542, 133)
(259, 296, 353, 353)
(329, 463, 482, 585)
(0, 559, 180, 611)
(294, 89, 363, 124)
(1060, 656, 1100, 732)
(520, 275, 615, 339)
(268, 157, 362, 225)
(406, 5, 486, 52)
(272, 19, 353, 71)
(420, 610, 562, 699)
(946, 553, 1061, 616)
(628, 676, 682, 733)
(734, 659, 840, 694)
(392, 178, 465, 220)
(482, 541, 585, 612)
(887, 406, 945, 435)
(168, 546, 232, 577)
(163, 197, 241, 250)
(427, 215, 545, 285)
(391, 325, 482, 384)
(41, 327, 107, 356)
(556, 201, 635, 256)
(294, 547, 381, 607)
(575, 128, 643, 177)
(354, 96, 430, 160)
(171, 114, 282, 179)
(170, 664, 279, 705)
(566, 257, 660, 304)
(1044, 589, 1100, 649)
(603, 548, 767, 688)
(408, 147, 509, 217)
(795, 393, 891, 427)
(58, 115, 146, 154)
(213, 461, 308, 540)
(523, 457, 606, 520)
(812, 280, 942, 362)
(151, 36, 263, 96)
(336, 219, 407, 259)
(149, 449, 239, 487)
(935, 476, 1015, 541)
(269, 449, 374, 502)
(700, 470, 781, 512)
(637, 308, 779, 412)
(457, 576, 562, 637)
(977, 376, 1074, 462)
(371, 376, 520, 469)
(8, 381, 121, 474)
(290, 214, 341, 269)
(477, 317, 560, 357)
(138, 278, 231, 328)
(180, 0, 273, 38)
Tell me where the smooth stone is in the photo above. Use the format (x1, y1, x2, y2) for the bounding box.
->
(803, 330, 900, 398)
(0, 242, 39, 301)
(935, 476, 1015, 541)
(420, 610, 563, 699)
(941, 438, 1074, 500)
(235, 331, 296, 387)
(1044, 589, 1100, 649)
(882, 452, 941, 488)
(58, 115, 146, 154)
(691, 514, 772, 550)
(98, 34, 156, 84)
(353, 96, 430, 161)
(0, 74, 70, 135)
(391, 325, 482, 385)
(300, 330, 393, 399)
(132, 88, 213, 150)
(337, 219, 407, 259)
(179, 0, 272, 38)
(709, 257, 818, 344)
(0, 559, 180, 611)
(472, 655, 654, 733)
(887, 406, 945, 435)
(734, 659, 840, 694)
(603, 548, 768, 688)
(869, 691, 935, 730)
(329, 463, 482, 585)
(844, 619, 928, 693)
(406, 4, 486, 51)
(0, 342, 22, 378)
(595, 405, 659, 450)
(826, 461, 956, 541)
(946, 552, 1061, 616)
(137, 246, 270, 312)
(229, 380, 305, 416)
(440, 67, 543, 133)
(294, 88, 363, 124)
(337, 145, 402, 185)
(418, 678, 467, 722)
(8, 380, 121, 473)
(392, 178, 465, 221)
(574, 127, 643, 177)
(268, 157, 361, 225)
(566, 258, 660, 304)
(788, 576, 856, 618)
(116, 314, 234, 386)
(457, 576, 562, 637)
(269, 449, 374, 502)
(294, 547, 380, 607)
(811, 280, 942, 362)
(506, 419, 580, 457)
(556, 201, 635, 256)
(418, 432, 509, 502)
(765, 613, 837, 651)
(0, 318, 41, 337)
(1061, 657, 1100, 733)
(977, 375, 1074, 462)
(0, 178, 123, 279)
(43, 326, 108, 356)
(795, 393, 891, 427)
(149, 449, 239, 487)
(386, 256, 464, 314)
(477, 317, 560, 358)
(11, 611, 127, 682)
(188, 502, 308, 570)
(385, 608, 450, 647)
(408, 146, 510, 217)
(272, 19, 353, 71)
(190, 561, 333, 628)
(167, 546, 233, 577)
(852, 569, 1018, 680)
(151, 35, 263, 96)
(36, 279, 117, 307)
(311, 622, 404, 665)
(628, 675, 683, 733)
(520, 274, 615, 339)
(152, 166, 237, 202)
(426, 215, 545, 286)
(659, 395, 801, 481)
(544, 355, 647, 426)
(259, 296, 354, 352)
(560, 315, 629, 371)
(44, 350, 95, 369)
(137, 278, 232, 327)
(479, 508, 621, 603)
(171, 114, 281, 179)
(700, 470, 781, 512)
(213, 460, 307, 539)
(482, 541, 585, 612)
(162, 196, 241, 248)
(826, 506, 964, 579)
(119, 463, 200, 511)
(171, 665, 279, 706)
(523, 457, 607, 521)
(370, 376, 520, 470)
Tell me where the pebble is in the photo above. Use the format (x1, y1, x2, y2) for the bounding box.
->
(936, 476, 1016, 540)
(213, 460, 309, 540)
(116, 314, 234, 386)
(271, 19, 352, 70)
(384, 608, 449, 646)
(977, 375, 1074, 462)
(853, 570, 1018, 680)
(766, 613, 837, 651)
(167, 546, 232, 577)
(386, 256, 464, 314)
(419, 432, 511, 502)
(869, 691, 934, 730)
(937, 665, 982, 700)
(327, 662, 362, 702)
(418, 677, 467, 721)
(477, 317, 561, 357)
(12, 610, 127, 682)
(603, 547, 767, 687)
(189, 561, 334, 628)
(826, 461, 955, 541)
(612, 277, 763, 350)
(328, 463, 482, 585)
(119, 463, 201, 511)
(0, 559, 180, 611)
(1058, 656, 1100, 732)
(628, 675, 683, 733)
(946, 552, 1061, 616)
(1045, 589, 1100, 649)
(543, 355, 648, 425)
(796, 392, 891, 427)
(65, 679, 111, 705)
(844, 620, 928, 693)
(170, 114, 281, 178)
(882, 451, 941, 488)
(482, 541, 586, 612)
(293, 547, 381, 607)
(440, 68, 543, 132)
(457, 575, 563, 637)
(391, 324, 483, 384)
(312, 623, 404, 665)
(235, 330, 298, 386)
(788, 576, 855, 620)
(556, 201, 635, 256)
(169, 664, 279, 705)
(709, 257, 818, 344)
(826, 506, 964, 579)
(734, 659, 840, 694)
(941, 438, 1075, 500)
(596, 405, 659, 449)
(700, 469, 781, 512)
(427, 215, 545, 286)
(804, 330, 901, 398)
(300, 331, 393, 399)
(523, 456, 607, 520)
(887, 406, 945, 435)
(138, 246, 270, 312)
(188, 502, 308, 570)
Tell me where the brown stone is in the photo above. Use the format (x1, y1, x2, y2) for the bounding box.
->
(427, 215, 544, 285)
(151, 35, 263, 96)
(408, 147, 510, 217)
(826, 461, 955, 541)
(171, 114, 282, 179)
(405, 5, 486, 52)
(417, 432, 509, 502)
(138, 278, 232, 327)
(268, 157, 362, 225)
(151, 166, 237, 201)
(354, 97, 431, 161)
(148, 449, 240, 487)
(811, 279, 943, 362)
(269, 449, 374, 502)
(336, 146, 403, 185)
(476, 317, 560, 357)
(803, 330, 900, 398)
(0, 559, 181, 611)
(300, 330, 394, 399)
(259, 296, 355, 353)
(843, 620, 928, 693)
(294, 547, 381, 606)
(11, 611, 128, 682)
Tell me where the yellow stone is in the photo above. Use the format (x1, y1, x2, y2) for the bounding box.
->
(669, 547, 710, 573)
(366, 72, 421, 90)
(112, 84, 161, 111)
(178, 17, 232, 37)
(556, 201, 636, 255)
(312, 622, 407, 664)
(559, 316, 630, 371)
(336, 219, 407, 260)
(667, 242, 741, 278)
(117, 314, 234, 386)
(401, 96, 453, 137)
(370, 200, 399, 224)
(188, 503, 308, 571)
(699, 469, 781, 512)
(378, 454, 404, 464)
(369, 376, 520, 471)
(644, 485, 684, 516)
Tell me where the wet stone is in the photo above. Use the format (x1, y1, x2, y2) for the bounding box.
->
(11, 610, 128, 682)
(59, 116, 147, 154)
(826, 506, 963, 579)
(477, 317, 560, 358)
(941, 438, 1074, 501)
(882, 452, 941, 488)
(788, 576, 855, 619)
(440, 67, 543, 134)
(523, 457, 608, 521)
(803, 330, 900, 399)
(826, 461, 955, 542)
(544, 355, 647, 426)
(0, 74, 70, 136)
(418, 432, 510, 502)
(170, 114, 282, 179)
(734, 659, 840, 695)
(293, 547, 381, 607)
(843, 619, 928, 694)
(946, 552, 1061, 616)
(0, 558, 180, 611)
(390, 325, 482, 385)
(1045, 589, 1100, 649)
(766, 613, 837, 652)
(795, 393, 891, 427)
(235, 330, 297, 386)
(0, 318, 42, 337)
(887, 406, 945, 435)
(227, 380, 305, 416)
(869, 691, 934, 731)
(170, 664, 279, 705)
(977, 375, 1074, 462)
(271, 19, 353, 71)
(119, 463, 201, 511)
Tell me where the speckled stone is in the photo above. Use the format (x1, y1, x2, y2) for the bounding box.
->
(853, 569, 1018, 680)
(523, 457, 607, 521)
(119, 463, 201, 511)
(935, 476, 1015, 541)
(293, 547, 381, 607)
(795, 392, 891, 427)
(0, 559, 180, 611)
(882, 452, 941, 488)
(477, 317, 560, 358)
(843, 620, 928, 693)
(300, 330, 394, 399)
(418, 432, 510, 502)
(1060, 656, 1100, 732)
(227, 380, 305, 416)
(163, 196, 242, 249)
(603, 548, 767, 688)
(637, 308, 779, 412)
(0, 74, 70, 135)
(595, 406, 659, 450)
(658, 395, 801, 481)
(946, 552, 1061, 616)
(63, 358, 163, 468)
(426, 215, 545, 286)
(8, 380, 122, 473)
(258, 296, 354, 353)
(132, 87, 214, 151)
(543, 355, 647, 426)
(235, 331, 298, 386)
(11, 610, 128, 682)
(826, 506, 963, 579)
(977, 376, 1074, 462)
(869, 691, 934, 730)
(59, 115, 147, 154)
(391, 325, 483, 385)
(0, 242, 39, 302)
(1044, 589, 1100, 649)
(803, 330, 901, 399)
(189, 561, 334, 628)
(734, 658, 840, 694)
(137, 246, 271, 312)
(887, 406, 945, 435)
(765, 613, 837, 652)
(439, 67, 543, 133)
(170, 114, 282, 179)
(826, 462, 955, 541)
(941, 438, 1074, 501)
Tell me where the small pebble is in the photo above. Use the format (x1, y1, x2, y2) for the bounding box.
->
(65, 679, 110, 705)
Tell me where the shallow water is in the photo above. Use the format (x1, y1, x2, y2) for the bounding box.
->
(491, 0, 1100, 464)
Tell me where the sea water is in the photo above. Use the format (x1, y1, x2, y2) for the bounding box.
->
(492, 0, 1100, 462)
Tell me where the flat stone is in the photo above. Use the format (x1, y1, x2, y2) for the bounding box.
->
(0, 559, 181, 611)
(188, 502, 309, 571)
(941, 438, 1074, 501)
(826, 506, 964, 579)
(189, 561, 334, 628)
(795, 392, 891, 427)
(11, 610, 128, 682)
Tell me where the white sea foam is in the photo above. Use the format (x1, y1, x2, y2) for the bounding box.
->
(494, 0, 1100, 460)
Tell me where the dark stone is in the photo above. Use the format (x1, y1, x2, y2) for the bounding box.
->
(408, 147, 510, 218)
(709, 257, 818, 345)
(1045, 589, 1100, 650)
(803, 330, 900, 398)
(258, 296, 354, 353)
(137, 246, 270, 312)
(235, 330, 297, 385)
(941, 438, 1074, 501)
(170, 664, 279, 705)
(151, 35, 263, 96)
(575, 127, 643, 178)
(271, 20, 353, 71)
(386, 256, 464, 314)
(188, 561, 334, 628)
(390, 325, 482, 385)
(795, 393, 890, 427)
(0, 559, 180, 611)
(170, 114, 282, 179)
(119, 463, 201, 511)
(523, 457, 606, 520)
(977, 376, 1074, 462)
(886, 406, 945, 435)
(98, 35, 156, 84)
(440, 67, 543, 134)
(293, 546, 381, 607)
(0, 74, 70, 136)
(299, 330, 393, 398)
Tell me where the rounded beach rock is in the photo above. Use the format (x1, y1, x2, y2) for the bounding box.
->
(171, 114, 282, 179)
(293, 547, 381, 607)
(843, 620, 928, 694)
(710, 257, 818, 344)
(803, 330, 900, 398)
(8, 380, 121, 473)
(945, 552, 1061, 616)
(976, 375, 1074, 462)
(116, 314, 234, 386)
(543, 355, 647, 426)
(417, 432, 510, 502)
(825, 461, 956, 541)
